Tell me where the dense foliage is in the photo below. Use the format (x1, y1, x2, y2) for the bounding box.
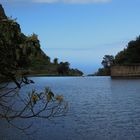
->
(0, 8, 50, 79)
(0, 4, 83, 77)
(94, 55, 114, 76)
(114, 36, 140, 65)
(0, 4, 68, 135)
(94, 36, 140, 76)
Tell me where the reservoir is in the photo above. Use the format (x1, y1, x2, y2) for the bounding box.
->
(1, 76, 140, 140)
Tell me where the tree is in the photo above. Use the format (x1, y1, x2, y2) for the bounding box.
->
(53, 58, 58, 65)
(69, 68, 83, 76)
(101, 55, 114, 68)
(57, 62, 70, 75)
(0, 12, 67, 135)
(114, 36, 140, 65)
(94, 55, 114, 76)
(95, 68, 110, 76)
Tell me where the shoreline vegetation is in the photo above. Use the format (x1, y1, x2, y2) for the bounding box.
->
(1, 3, 140, 79)
(91, 36, 140, 77)
(0, 5, 69, 132)
(0, 4, 83, 81)
(26, 70, 84, 77)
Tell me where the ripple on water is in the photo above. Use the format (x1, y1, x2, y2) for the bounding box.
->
(1, 77, 140, 140)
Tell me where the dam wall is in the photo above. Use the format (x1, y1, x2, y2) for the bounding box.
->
(111, 65, 140, 78)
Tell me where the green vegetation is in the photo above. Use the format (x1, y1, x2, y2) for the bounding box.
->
(0, 4, 68, 134)
(94, 55, 114, 76)
(114, 36, 140, 65)
(94, 36, 140, 76)
(0, 4, 83, 78)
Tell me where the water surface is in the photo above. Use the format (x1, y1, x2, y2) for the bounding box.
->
(1, 76, 140, 140)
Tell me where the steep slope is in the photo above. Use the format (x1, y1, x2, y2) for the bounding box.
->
(114, 36, 140, 65)
(0, 4, 83, 76)
(0, 4, 6, 19)
(0, 4, 50, 69)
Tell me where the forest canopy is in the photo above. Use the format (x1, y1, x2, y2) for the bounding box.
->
(0, 4, 70, 135)
(94, 36, 140, 76)
(0, 4, 83, 77)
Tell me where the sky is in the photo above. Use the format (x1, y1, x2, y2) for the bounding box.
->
(1, 0, 140, 74)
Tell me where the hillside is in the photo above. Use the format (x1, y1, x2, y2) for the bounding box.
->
(114, 36, 140, 65)
(0, 4, 83, 77)
(93, 36, 140, 76)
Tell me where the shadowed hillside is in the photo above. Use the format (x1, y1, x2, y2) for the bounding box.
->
(0, 4, 83, 77)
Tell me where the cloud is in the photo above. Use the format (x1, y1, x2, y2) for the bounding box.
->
(33, 0, 112, 4)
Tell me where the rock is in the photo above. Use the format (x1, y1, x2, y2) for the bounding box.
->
(0, 4, 7, 19)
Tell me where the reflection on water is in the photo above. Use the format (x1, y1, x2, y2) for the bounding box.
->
(1, 77, 140, 140)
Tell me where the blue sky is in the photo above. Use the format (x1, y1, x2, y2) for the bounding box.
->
(1, 0, 140, 74)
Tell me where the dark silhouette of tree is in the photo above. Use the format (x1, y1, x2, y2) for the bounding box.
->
(57, 62, 70, 75)
(115, 36, 140, 65)
(94, 55, 114, 76)
(69, 68, 83, 76)
(101, 55, 114, 68)
(53, 58, 58, 65)
(0, 5, 67, 135)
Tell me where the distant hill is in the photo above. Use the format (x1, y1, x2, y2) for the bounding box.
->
(0, 4, 83, 77)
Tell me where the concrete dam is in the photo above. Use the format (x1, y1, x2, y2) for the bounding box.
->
(111, 65, 140, 78)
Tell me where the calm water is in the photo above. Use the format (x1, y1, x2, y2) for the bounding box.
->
(1, 76, 140, 140)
